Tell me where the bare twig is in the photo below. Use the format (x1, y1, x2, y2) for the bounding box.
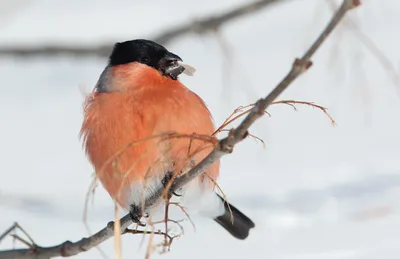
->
(82, 176, 109, 259)
(204, 174, 234, 224)
(0, 0, 288, 58)
(9, 236, 33, 250)
(0, 223, 18, 243)
(213, 100, 335, 136)
(273, 100, 336, 125)
(326, 0, 400, 97)
(113, 204, 122, 259)
(172, 0, 358, 195)
(0, 223, 35, 247)
(168, 203, 196, 232)
(0, 1, 360, 258)
(82, 174, 98, 233)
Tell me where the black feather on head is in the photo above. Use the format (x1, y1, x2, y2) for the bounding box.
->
(108, 39, 184, 80)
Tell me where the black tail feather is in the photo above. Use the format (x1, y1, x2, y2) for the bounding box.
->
(213, 194, 255, 240)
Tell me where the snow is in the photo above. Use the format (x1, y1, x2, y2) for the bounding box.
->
(1, 0, 400, 258)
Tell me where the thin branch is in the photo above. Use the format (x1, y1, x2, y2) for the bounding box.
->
(82, 174, 98, 233)
(168, 203, 196, 232)
(326, 0, 400, 97)
(219, 129, 266, 148)
(171, 0, 359, 194)
(9, 236, 33, 250)
(0, 223, 35, 247)
(124, 228, 177, 245)
(0, 1, 360, 258)
(213, 100, 335, 137)
(0, 0, 288, 58)
(273, 100, 336, 125)
(0, 223, 18, 243)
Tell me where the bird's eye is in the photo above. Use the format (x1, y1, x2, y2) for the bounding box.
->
(141, 56, 150, 63)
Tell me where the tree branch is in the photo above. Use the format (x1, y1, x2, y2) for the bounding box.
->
(0, 0, 361, 258)
(0, 0, 288, 58)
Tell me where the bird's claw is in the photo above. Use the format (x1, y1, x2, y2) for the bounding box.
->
(129, 205, 147, 227)
(172, 191, 182, 197)
(162, 172, 183, 195)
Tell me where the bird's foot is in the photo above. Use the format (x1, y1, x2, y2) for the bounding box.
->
(162, 171, 182, 198)
(129, 205, 146, 227)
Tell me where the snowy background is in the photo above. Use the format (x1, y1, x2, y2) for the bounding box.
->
(1, 0, 400, 258)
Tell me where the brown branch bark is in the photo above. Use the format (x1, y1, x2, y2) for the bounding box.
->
(0, 0, 361, 258)
(0, 0, 288, 58)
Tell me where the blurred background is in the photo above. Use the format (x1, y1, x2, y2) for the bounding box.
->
(1, 0, 400, 258)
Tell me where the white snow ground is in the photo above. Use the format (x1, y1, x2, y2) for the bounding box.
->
(1, 0, 400, 258)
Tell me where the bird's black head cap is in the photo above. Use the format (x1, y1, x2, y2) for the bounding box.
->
(108, 39, 184, 80)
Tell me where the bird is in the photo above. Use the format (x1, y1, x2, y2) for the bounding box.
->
(80, 39, 255, 239)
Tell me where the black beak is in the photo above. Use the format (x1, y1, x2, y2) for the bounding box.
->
(160, 52, 185, 80)
(164, 52, 183, 63)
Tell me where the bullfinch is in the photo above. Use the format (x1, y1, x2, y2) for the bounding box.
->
(80, 39, 255, 239)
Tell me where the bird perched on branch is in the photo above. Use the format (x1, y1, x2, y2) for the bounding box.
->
(80, 39, 254, 239)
